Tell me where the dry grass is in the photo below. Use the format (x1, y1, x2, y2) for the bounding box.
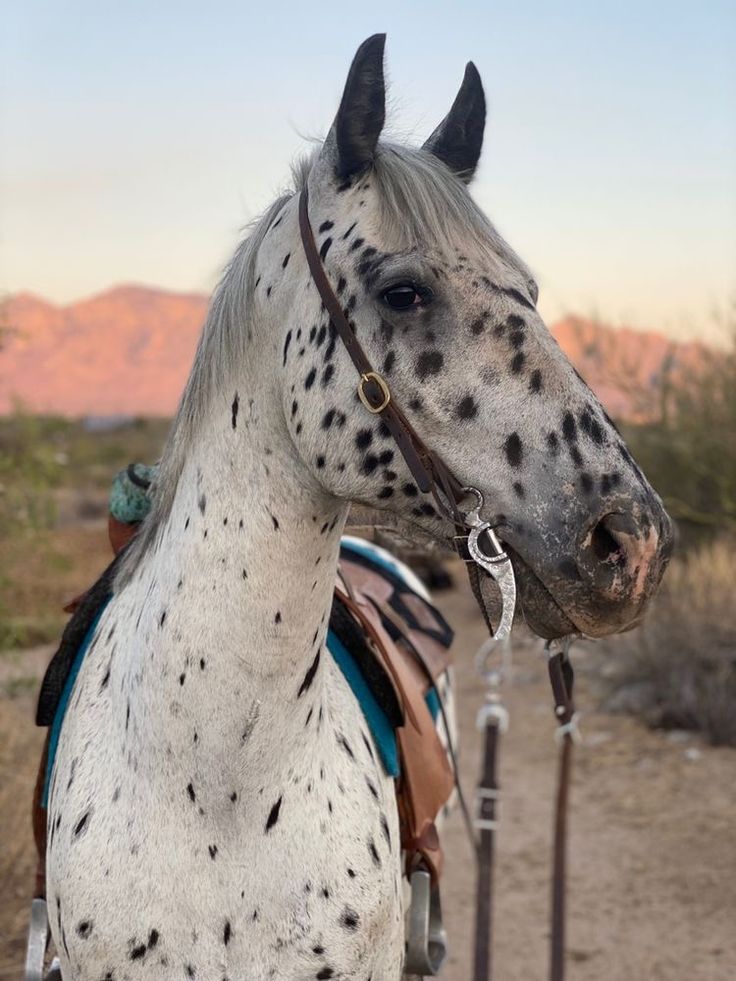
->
(0, 415, 168, 651)
(0, 525, 111, 652)
(0, 520, 110, 980)
(602, 537, 736, 745)
(0, 696, 45, 981)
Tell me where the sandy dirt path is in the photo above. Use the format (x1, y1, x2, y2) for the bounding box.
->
(1, 564, 734, 980)
(438, 574, 735, 981)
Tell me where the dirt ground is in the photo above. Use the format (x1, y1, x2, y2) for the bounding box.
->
(438, 579, 736, 981)
(1, 554, 734, 980)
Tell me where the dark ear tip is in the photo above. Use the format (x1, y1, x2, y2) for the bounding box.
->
(464, 61, 481, 81)
(357, 33, 387, 59)
(347, 34, 387, 82)
(462, 61, 485, 101)
(422, 59, 486, 182)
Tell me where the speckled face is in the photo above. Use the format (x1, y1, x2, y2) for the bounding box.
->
(259, 41, 672, 638)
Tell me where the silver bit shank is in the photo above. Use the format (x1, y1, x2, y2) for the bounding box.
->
(467, 525, 516, 641)
(462, 487, 517, 642)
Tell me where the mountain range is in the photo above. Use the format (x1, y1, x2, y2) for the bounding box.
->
(0, 285, 707, 421)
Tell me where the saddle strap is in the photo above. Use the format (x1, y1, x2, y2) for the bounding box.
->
(339, 554, 453, 683)
(298, 188, 466, 521)
(31, 733, 50, 900)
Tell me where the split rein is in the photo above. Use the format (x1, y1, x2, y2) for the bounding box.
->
(299, 189, 578, 981)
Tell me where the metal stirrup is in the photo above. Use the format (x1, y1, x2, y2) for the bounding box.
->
(405, 864, 448, 976)
(25, 898, 48, 981)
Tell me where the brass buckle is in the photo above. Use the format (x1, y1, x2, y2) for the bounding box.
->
(358, 372, 391, 414)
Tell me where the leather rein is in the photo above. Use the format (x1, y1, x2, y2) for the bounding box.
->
(298, 188, 576, 981)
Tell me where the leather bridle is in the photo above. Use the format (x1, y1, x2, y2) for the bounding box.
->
(298, 190, 468, 530)
(298, 187, 576, 981)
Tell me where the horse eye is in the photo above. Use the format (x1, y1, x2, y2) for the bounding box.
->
(382, 284, 430, 310)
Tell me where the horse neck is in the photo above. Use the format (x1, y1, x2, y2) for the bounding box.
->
(117, 385, 349, 786)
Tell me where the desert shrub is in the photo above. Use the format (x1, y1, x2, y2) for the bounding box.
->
(0, 408, 63, 537)
(602, 538, 736, 745)
(619, 309, 736, 545)
(0, 409, 64, 648)
(0, 413, 168, 651)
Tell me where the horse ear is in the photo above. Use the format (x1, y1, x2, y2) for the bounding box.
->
(423, 62, 486, 183)
(329, 34, 386, 182)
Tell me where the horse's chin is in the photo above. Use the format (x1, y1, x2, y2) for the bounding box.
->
(363, 511, 581, 640)
(505, 547, 578, 640)
(385, 513, 577, 639)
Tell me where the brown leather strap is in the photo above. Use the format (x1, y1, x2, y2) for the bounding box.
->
(109, 514, 139, 554)
(298, 190, 466, 516)
(31, 732, 50, 899)
(473, 714, 500, 981)
(547, 651, 576, 981)
(339, 555, 453, 682)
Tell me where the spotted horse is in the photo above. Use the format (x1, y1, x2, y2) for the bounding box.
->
(36, 34, 672, 981)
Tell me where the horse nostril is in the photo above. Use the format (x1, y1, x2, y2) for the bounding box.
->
(590, 517, 624, 563)
(570, 502, 672, 621)
(581, 511, 641, 586)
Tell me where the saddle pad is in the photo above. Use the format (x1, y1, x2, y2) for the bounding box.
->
(41, 538, 449, 805)
(43, 599, 111, 806)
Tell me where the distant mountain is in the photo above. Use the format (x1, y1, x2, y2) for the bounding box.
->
(551, 315, 709, 422)
(0, 286, 708, 420)
(0, 286, 207, 417)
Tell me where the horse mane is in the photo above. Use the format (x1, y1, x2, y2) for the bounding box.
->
(115, 141, 514, 589)
(114, 183, 299, 588)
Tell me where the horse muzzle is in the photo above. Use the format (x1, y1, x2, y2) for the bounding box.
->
(506, 494, 674, 639)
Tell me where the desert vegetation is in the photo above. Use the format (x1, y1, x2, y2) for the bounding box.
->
(601, 537, 736, 745)
(0, 414, 168, 652)
(590, 308, 736, 744)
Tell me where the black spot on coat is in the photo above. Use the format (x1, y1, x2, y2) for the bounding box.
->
(265, 796, 283, 832)
(416, 350, 443, 381)
(504, 433, 523, 468)
(457, 395, 477, 420)
(74, 812, 90, 837)
(298, 650, 321, 697)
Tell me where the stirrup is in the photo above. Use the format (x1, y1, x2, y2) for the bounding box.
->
(25, 898, 48, 981)
(404, 865, 447, 976)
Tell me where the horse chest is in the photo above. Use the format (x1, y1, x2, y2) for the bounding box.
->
(47, 641, 406, 980)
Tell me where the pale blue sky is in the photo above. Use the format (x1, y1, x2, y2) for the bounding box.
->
(1, 0, 734, 339)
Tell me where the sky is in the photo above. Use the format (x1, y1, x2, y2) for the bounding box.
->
(1, 0, 735, 341)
